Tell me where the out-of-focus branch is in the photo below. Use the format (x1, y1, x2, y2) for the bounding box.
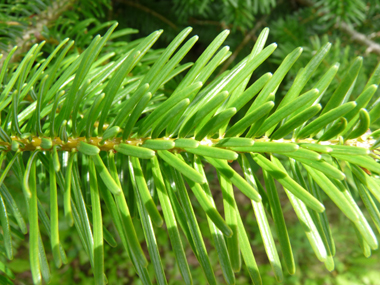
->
(296, 0, 380, 56)
(369, 31, 380, 40)
(337, 22, 380, 56)
(188, 17, 242, 32)
(0, 0, 73, 66)
(119, 0, 178, 30)
(0, 21, 22, 26)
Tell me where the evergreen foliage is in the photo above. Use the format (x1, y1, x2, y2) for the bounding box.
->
(0, 0, 380, 284)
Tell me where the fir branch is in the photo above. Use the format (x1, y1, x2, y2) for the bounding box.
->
(1, 22, 380, 285)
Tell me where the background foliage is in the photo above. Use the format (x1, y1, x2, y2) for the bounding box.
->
(1, 0, 380, 284)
